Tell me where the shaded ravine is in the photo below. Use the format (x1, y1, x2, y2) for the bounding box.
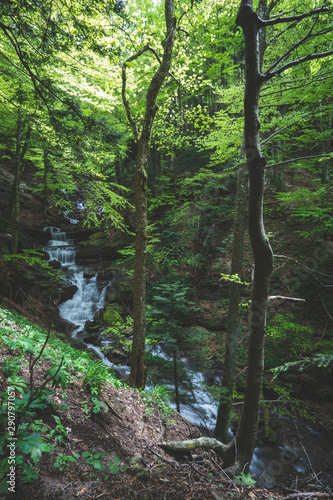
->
(44, 228, 333, 490)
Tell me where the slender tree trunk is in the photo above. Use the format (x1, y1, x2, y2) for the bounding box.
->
(43, 148, 50, 217)
(129, 139, 149, 388)
(12, 111, 31, 254)
(125, 0, 176, 389)
(173, 350, 180, 413)
(233, 0, 273, 472)
(321, 112, 331, 184)
(214, 161, 248, 443)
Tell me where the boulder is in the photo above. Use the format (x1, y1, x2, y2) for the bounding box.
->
(48, 259, 61, 269)
(104, 343, 131, 365)
(105, 277, 134, 304)
(82, 333, 102, 346)
(59, 284, 78, 303)
(83, 267, 95, 279)
(102, 303, 125, 326)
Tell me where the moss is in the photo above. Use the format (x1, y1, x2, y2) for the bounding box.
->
(103, 304, 125, 326)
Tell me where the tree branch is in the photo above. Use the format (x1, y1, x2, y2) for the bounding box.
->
(266, 154, 331, 169)
(264, 16, 330, 76)
(121, 44, 152, 142)
(160, 437, 229, 458)
(274, 254, 333, 288)
(269, 295, 305, 302)
(258, 6, 331, 26)
(262, 49, 333, 83)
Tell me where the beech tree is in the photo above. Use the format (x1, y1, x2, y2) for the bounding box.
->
(122, 0, 177, 389)
(161, 0, 333, 475)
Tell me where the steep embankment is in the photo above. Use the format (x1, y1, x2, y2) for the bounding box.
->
(0, 306, 291, 500)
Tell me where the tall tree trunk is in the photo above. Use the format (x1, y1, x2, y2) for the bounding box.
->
(214, 0, 272, 444)
(43, 148, 50, 218)
(129, 138, 149, 388)
(12, 111, 31, 254)
(173, 350, 180, 413)
(214, 161, 248, 443)
(124, 0, 176, 389)
(233, 0, 274, 472)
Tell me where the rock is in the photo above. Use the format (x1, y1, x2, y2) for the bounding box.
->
(105, 277, 134, 304)
(102, 303, 125, 326)
(104, 344, 131, 364)
(83, 267, 95, 279)
(59, 284, 78, 303)
(49, 259, 61, 269)
(85, 320, 100, 333)
(82, 333, 102, 346)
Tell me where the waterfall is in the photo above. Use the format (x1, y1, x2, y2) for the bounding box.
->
(44, 227, 107, 336)
(45, 227, 76, 266)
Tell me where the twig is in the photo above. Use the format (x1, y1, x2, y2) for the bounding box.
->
(283, 493, 332, 499)
(149, 447, 179, 465)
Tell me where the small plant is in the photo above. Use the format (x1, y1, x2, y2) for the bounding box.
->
(3, 356, 22, 376)
(48, 415, 68, 446)
(53, 453, 79, 472)
(80, 401, 90, 415)
(234, 472, 256, 487)
(83, 451, 106, 470)
(107, 457, 121, 475)
(83, 360, 108, 395)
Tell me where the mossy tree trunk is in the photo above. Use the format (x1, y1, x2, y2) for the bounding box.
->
(123, 0, 176, 389)
(11, 109, 31, 254)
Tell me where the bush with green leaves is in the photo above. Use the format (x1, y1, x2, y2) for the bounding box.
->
(265, 313, 314, 369)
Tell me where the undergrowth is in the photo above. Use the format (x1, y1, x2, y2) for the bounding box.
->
(0, 305, 123, 492)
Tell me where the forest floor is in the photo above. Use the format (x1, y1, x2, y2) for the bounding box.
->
(0, 314, 332, 500)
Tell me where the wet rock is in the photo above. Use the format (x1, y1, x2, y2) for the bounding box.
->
(104, 343, 131, 364)
(85, 320, 100, 333)
(82, 333, 102, 346)
(102, 303, 125, 326)
(59, 284, 78, 303)
(83, 267, 95, 279)
(49, 259, 61, 269)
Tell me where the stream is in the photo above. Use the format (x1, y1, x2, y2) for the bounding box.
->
(44, 227, 333, 490)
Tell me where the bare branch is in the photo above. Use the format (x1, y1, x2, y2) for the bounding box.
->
(274, 254, 333, 288)
(121, 44, 151, 142)
(264, 15, 330, 76)
(260, 73, 333, 98)
(259, 6, 331, 26)
(269, 295, 305, 302)
(266, 154, 331, 169)
(262, 107, 333, 146)
(262, 49, 333, 83)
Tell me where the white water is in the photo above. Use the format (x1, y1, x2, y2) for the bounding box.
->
(44, 227, 107, 335)
(44, 227, 333, 489)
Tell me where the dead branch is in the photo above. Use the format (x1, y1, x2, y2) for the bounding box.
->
(160, 437, 229, 458)
(283, 493, 332, 499)
(269, 295, 305, 302)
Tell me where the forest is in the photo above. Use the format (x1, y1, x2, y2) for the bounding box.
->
(0, 0, 332, 498)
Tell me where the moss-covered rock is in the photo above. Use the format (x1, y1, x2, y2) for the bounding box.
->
(102, 303, 125, 326)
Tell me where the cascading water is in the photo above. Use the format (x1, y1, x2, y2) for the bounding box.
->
(44, 227, 107, 336)
(43, 228, 333, 489)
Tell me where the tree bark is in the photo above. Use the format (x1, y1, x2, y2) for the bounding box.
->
(214, 161, 248, 443)
(12, 110, 31, 254)
(125, 0, 176, 389)
(161, 0, 331, 476)
(232, 0, 274, 472)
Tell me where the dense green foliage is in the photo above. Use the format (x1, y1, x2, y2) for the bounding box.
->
(0, 0, 332, 486)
